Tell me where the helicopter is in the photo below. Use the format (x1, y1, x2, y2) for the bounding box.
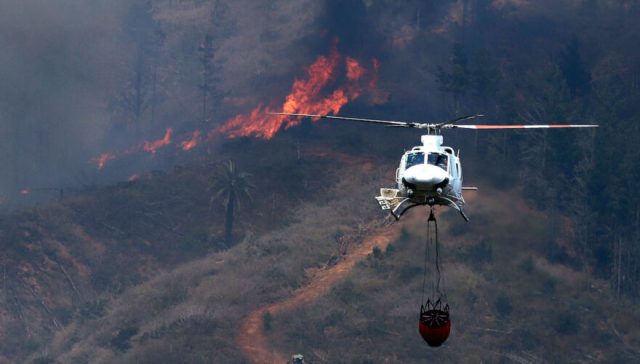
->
(272, 112, 598, 222)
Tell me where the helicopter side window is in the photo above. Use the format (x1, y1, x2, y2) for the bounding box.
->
(427, 153, 449, 172)
(406, 152, 424, 168)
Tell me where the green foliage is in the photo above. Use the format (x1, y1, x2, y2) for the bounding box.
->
(110, 326, 139, 352)
(320, 310, 345, 329)
(513, 328, 540, 350)
(467, 239, 493, 267)
(436, 43, 469, 97)
(385, 243, 396, 255)
(520, 256, 535, 273)
(154, 281, 188, 311)
(553, 311, 580, 335)
(398, 265, 423, 281)
(545, 240, 569, 265)
(372, 246, 383, 259)
(495, 294, 513, 318)
(262, 311, 273, 331)
(543, 277, 557, 294)
(560, 36, 591, 98)
(209, 160, 255, 246)
(333, 280, 361, 304)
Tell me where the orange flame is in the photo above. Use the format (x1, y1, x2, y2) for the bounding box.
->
(88, 50, 380, 170)
(180, 130, 201, 151)
(143, 128, 173, 155)
(213, 49, 378, 140)
(128, 174, 139, 182)
(369, 58, 380, 88)
(93, 153, 116, 169)
(346, 57, 366, 81)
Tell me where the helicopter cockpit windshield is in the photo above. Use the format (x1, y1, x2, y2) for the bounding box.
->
(428, 153, 449, 172)
(406, 152, 425, 169)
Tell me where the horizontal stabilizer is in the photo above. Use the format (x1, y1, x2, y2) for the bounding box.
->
(462, 187, 478, 191)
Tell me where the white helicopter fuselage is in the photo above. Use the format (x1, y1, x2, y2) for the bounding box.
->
(376, 135, 471, 220)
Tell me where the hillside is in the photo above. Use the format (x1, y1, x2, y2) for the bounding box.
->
(3, 144, 637, 363)
(269, 187, 640, 362)
(0, 135, 367, 362)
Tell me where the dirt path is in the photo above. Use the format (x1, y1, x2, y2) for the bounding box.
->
(236, 221, 403, 364)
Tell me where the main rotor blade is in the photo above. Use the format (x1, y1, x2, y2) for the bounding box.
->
(268, 112, 420, 128)
(452, 124, 599, 129)
(436, 114, 484, 127)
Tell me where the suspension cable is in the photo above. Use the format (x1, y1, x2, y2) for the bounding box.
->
(421, 209, 430, 306)
(432, 210, 442, 298)
(422, 206, 447, 304)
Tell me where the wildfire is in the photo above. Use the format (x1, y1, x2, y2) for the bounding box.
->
(93, 153, 116, 169)
(128, 174, 140, 182)
(346, 57, 366, 81)
(369, 58, 380, 88)
(180, 130, 201, 151)
(88, 46, 381, 170)
(143, 128, 173, 155)
(213, 49, 378, 140)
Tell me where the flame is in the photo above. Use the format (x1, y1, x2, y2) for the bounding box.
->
(346, 57, 365, 81)
(87, 48, 381, 170)
(20, 188, 30, 195)
(213, 49, 378, 140)
(93, 153, 116, 169)
(180, 130, 201, 151)
(143, 128, 173, 155)
(369, 58, 380, 88)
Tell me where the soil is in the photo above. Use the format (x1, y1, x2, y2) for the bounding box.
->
(236, 221, 402, 363)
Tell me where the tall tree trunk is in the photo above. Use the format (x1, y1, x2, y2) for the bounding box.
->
(134, 45, 145, 137)
(150, 62, 157, 126)
(225, 189, 235, 246)
(202, 86, 207, 124)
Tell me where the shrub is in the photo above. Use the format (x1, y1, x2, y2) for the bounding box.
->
(77, 299, 107, 322)
(543, 277, 557, 294)
(263, 311, 273, 331)
(372, 246, 382, 259)
(395, 228, 412, 248)
(553, 312, 579, 335)
(520, 256, 534, 273)
(495, 294, 513, 318)
(110, 326, 139, 352)
(468, 239, 492, 266)
(385, 243, 396, 255)
(398, 266, 423, 281)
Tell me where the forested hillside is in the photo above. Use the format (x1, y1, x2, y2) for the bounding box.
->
(0, 0, 639, 362)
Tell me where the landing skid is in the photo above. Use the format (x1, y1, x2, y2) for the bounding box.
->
(375, 188, 469, 222)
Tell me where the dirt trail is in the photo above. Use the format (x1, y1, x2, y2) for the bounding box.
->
(237, 222, 403, 364)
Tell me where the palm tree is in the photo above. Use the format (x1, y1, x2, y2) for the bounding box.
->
(209, 160, 254, 246)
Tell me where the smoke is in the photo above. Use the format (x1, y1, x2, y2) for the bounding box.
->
(1, 0, 613, 208)
(0, 0, 128, 204)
